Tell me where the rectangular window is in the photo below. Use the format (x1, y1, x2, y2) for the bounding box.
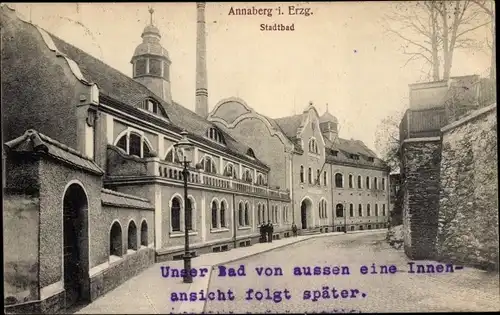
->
(135, 59, 147, 76)
(149, 59, 162, 76)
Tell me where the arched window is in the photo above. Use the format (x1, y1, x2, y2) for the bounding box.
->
(257, 204, 262, 224)
(130, 132, 142, 157)
(257, 173, 266, 186)
(382, 204, 386, 216)
(165, 147, 184, 163)
(358, 204, 363, 217)
(206, 127, 226, 145)
(186, 198, 193, 231)
(319, 200, 327, 219)
(374, 177, 378, 190)
(323, 171, 327, 186)
(238, 202, 244, 226)
(316, 170, 320, 185)
(367, 204, 371, 216)
(366, 176, 371, 189)
(335, 173, 343, 188)
(349, 204, 354, 217)
(140, 220, 148, 247)
(349, 175, 353, 188)
(300, 165, 304, 183)
(263, 205, 267, 222)
(308, 167, 312, 184)
(357, 175, 362, 189)
(220, 201, 226, 227)
(211, 201, 218, 229)
(202, 156, 217, 174)
(223, 163, 238, 178)
(375, 204, 379, 216)
(382, 178, 386, 190)
(244, 203, 250, 226)
(336, 204, 344, 217)
(243, 169, 253, 183)
(110, 221, 122, 257)
(115, 131, 153, 158)
(308, 138, 319, 154)
(171, 197, 181, 232)
(128, 221, 138, 251)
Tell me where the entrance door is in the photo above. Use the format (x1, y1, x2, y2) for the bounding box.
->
(301, 201, 307, 229)
(63, 183, 89, 309)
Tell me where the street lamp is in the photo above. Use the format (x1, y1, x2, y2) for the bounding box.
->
(174, 130, 195, 284)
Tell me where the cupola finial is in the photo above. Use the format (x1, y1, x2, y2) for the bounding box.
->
(149, 7, 154, 25)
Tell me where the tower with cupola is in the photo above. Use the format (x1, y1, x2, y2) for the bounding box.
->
(131, 8, 172, 104)
(319, 104, 339, 141)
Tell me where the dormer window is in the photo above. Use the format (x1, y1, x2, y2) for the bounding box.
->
(145, 99, 159, 114)
(139, 98, 169, 120)
(206, 127, 226, 145)
(367, 157, 375, 162)
(328, 149, 338, 157)
(247, 148, 256, 158)
(350, 154, 360, 160)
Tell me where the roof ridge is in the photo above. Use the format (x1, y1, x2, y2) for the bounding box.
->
(37, 131, 94, 161)
(101, 188, 151, 203)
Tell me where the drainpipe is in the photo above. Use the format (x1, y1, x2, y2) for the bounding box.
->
(232, 192, 237, 248)
(330, 163, 335, 231)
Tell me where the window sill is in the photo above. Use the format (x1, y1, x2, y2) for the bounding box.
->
(109, 255, 123, 265)
(210, 228, 230, 234)
(170, 231, 198, 238)
(238, 226, 251, 230)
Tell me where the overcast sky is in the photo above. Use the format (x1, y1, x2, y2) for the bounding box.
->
(11, 2, 492, 153)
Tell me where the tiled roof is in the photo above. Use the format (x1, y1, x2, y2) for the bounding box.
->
(273, 114, 303, 139)
(101, 188, 154, 210)
(45, 32, 267, 169)
(4, 129, 104, 175)
(324, 137, 387, 169)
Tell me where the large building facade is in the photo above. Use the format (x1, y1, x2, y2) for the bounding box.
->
(2, 3, 389, 313)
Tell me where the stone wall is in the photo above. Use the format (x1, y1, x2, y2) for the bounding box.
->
(437, 105, 498, 270)
(401, 139, 442, 260)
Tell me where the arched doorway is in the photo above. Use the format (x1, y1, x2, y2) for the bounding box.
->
(300, 198, 312, 229)
(63, 183, 90, 308)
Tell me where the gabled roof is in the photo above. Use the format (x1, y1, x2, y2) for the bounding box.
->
(4, 129, 104, 175)
(44, 31, 267, 169)
(324, 136, 387, 169)
(273, 114, 304, 140)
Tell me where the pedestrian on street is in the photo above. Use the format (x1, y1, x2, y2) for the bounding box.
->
(267, 220, 273, 243)
(259, 223, 267, 243)
(292, 223, 298, 237)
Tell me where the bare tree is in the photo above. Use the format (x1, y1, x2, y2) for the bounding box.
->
(471, 0, 496, 80)
(375, 109, 406, 173)
(384, 1, 491, 81)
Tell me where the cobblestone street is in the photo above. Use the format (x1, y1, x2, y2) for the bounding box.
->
(204, 232, 500, 313)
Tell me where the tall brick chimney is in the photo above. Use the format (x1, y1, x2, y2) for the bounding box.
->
(195, 2, 209, 118)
